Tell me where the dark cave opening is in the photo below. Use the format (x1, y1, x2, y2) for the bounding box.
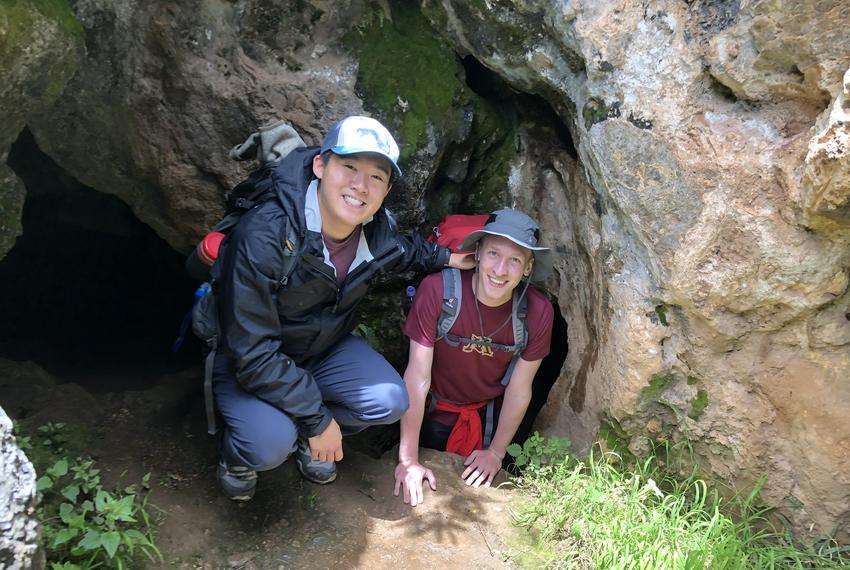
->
(424, 55, 580, 226)
(1, 129, 201, 388)
(462, 54, 577, 159)
(449, 55, 572, 445)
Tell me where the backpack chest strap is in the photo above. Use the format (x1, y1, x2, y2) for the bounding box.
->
(436, 268, 530, 389)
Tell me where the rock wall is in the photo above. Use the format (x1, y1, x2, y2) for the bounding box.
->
(1, 0, 848, 542)
(0, 0, 82, 259)
(0, 406, 42, 569)
(425, 0, 850, 540)
(22, 0, 514, 251)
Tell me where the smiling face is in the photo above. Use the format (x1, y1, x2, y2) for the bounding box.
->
(313, 152, 393, 240)
(474, 235, 534, 307)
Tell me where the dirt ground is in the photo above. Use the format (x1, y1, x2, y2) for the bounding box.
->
(2, 360, 528, 569)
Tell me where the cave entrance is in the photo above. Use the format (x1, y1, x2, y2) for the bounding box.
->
(1, 129, 201, 391)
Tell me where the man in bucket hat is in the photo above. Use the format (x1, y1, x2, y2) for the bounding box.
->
(212, 116, 472, 500)
(393, 208, 554, 506)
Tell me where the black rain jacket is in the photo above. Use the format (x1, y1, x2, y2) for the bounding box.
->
(212, 146, 450, 438)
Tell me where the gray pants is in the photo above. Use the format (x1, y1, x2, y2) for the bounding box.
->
(213, 335, 408, 470)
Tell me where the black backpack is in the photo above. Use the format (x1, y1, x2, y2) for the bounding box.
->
(186, 121, 308, 435)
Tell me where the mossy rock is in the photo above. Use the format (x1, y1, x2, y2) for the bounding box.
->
(582, 98, 621, 129)
(0, 0, 82, 149)
(0, 165, 25, 260)
(0, 0, 81, 79)
(0, 0, 81, 54)
(688, 389, 709, 420)
(345, 0, 468, 160)
(641, 372, 676, 401)
(346, 1, 518, 224)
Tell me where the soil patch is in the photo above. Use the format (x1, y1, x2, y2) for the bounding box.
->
(3, 361, 524, 569)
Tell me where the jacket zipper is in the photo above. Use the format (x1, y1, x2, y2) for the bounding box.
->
(330, 241, 403, 314)
(346, 241, 403, 287)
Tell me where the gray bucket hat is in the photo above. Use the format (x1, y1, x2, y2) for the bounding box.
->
(461, 208, 553, 282)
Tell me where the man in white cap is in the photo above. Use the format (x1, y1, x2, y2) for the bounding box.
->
(393, 209, 554, 506)
(212, 116, 472, 500)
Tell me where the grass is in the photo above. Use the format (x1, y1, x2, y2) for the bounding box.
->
(508, 439, 850, 569)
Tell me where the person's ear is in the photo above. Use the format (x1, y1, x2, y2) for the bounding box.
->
(312, 153, 325, 179)
(524, 257, 534, 277)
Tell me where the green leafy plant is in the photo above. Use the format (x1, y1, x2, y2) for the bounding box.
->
(352, 322, 384, 351)
(15, 422, 162, 569)
(506, 432, 571, 468)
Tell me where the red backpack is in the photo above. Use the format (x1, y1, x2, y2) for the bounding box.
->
(426, 214, 491, 252)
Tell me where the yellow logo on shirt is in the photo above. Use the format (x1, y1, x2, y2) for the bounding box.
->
(462, 334, 494, 358)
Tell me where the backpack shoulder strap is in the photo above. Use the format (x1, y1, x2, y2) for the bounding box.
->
(436, 268, 462, 344)
(512, 286, 529, 354)
(209, 168, 275, 234)
(500, 284, 530, 386)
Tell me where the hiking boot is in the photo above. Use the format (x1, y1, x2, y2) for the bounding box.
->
(216, 461, 257, 501)
(294, 437, 337, 485)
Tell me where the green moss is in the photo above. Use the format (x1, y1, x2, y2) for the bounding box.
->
(0, 0, 82, 56)
(0, 0, 82, 108)
(654, 304, 669, 326)
(641, 373, 675, 401)
(0, 172, 25, 259)
(348, 1, 517, 221)
(418, 0, 448, 33)
(29, 0, 83, 36)
(582, 98, 621, 129)
(423, 97, 517, 223)
(597, 418, 635, 463)
(346, 0, 467, 160)
(461, 100, 516, 212)
(686, 375, 699, 386)
(688, 389, 709, 420)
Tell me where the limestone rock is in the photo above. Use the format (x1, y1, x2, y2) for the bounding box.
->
(0, 0, 83, 258)
(0, 406, 42, 570)
(707, 1, 849, 105)
(429, 0, 850, 540)
(802, 67, 850, 229)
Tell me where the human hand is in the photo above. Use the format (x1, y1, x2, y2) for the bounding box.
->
(461, 448, 503, 488)
(393, 461, 437, 507)
(308, 419, 343, 462)
(448, 252, 475, 270)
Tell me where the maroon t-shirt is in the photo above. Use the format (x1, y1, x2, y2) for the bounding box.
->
(323, 226, 361, 285)
(404, 270, 553, 422)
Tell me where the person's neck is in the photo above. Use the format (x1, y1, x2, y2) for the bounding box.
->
(473, 271, 512, 307)
(317, 193, 358, 241)
(322, 225, 358, 243)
